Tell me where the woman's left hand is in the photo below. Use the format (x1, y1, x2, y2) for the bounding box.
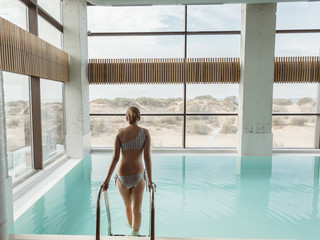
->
(102, 181, 109, 192)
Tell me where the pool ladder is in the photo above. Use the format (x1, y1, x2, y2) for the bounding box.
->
(96, 183, 156, 240)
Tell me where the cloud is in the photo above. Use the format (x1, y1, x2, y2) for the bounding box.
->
(89, 36, 184, 58)
(187, 4, 241, 31)
(87, 5, 184, 32)
(188, 35, 240, 57)
(275, 34, 320, 56)
(277, 2, 320, 30)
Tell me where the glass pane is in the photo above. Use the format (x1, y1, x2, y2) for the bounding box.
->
(187, 35, 240, 58)
(187, 84, 239, 113)
(41, 79, 64, 162)
(38, 15, 62, 49)
(90, 116, 183, 148)
(275, 33, 320, 56)
(141, 116, 183, 147)
(38, 0, 61, 22)
(88, 6, 184, 32)
(3, 72, 32, 181)
(277, 2, 320, 30)
(186, 116, 237, 147)
(272, 116, 315, 148)
(0, 0, 27, 30)
(187, 4, 241, 31)
(273, 83, 317, 113)
(90, 84, 183, 114)
(88, 36, 184, 58)
(91, 116, 126, 147)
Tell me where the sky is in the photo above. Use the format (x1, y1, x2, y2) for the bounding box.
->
(1, 1, 320, 101)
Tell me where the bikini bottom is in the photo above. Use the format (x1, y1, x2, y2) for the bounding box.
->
(115, 170, 146, 189)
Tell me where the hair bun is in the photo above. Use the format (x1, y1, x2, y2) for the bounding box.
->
(126, 107, 140, 124)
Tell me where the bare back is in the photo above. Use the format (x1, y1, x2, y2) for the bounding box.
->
(115, 124, 150, 176)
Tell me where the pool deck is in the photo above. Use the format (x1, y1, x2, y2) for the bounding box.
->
(9, 234, 281, 240)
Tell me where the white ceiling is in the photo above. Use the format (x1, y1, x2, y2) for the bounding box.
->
(87, 0, 318, 6)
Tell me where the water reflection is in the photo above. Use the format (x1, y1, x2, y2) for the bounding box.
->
(235, 156, 272, 239)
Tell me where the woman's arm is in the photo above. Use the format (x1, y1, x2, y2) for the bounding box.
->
(143, 129, 153, 191)
(102, 133, 121, 191)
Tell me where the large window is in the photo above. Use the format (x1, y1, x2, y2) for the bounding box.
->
(1, 0, 65, 182)
(88, 3, 320, 149)
(3, 72, 32, 182)
(88, 5, 241, 148)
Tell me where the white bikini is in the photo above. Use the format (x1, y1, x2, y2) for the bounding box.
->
(115, 128, 146, 189)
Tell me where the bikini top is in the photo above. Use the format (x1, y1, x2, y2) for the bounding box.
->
(120, 128, 145, 151)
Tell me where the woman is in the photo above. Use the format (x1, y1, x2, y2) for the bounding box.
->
(102, 106, 154, 236)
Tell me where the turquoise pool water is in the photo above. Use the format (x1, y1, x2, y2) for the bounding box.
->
(10, 154, 320, 239)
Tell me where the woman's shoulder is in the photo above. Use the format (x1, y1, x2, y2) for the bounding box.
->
(117, 127, 127, 137)
(142, 127, 150, 136)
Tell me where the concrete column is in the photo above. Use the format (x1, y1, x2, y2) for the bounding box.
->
(237, 3, 277, 156)
(63, 0, 91, 158)
(0, 70, 9, 240)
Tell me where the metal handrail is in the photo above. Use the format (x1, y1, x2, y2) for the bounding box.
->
(96, 185, 102, 240)
(104, 188, 112, 236)
(96, 183, 156, 240)
(149, 183, 156, 240)
(96, 185, 112, 240)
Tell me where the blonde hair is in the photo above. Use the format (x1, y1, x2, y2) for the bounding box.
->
(126, 107, 141, 124)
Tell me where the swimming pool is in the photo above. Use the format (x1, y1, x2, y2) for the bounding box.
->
(10, 154, 320, 239)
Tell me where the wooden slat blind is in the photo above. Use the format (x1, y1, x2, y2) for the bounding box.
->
(88, 58, 240, 84)
(89, 57, 320, 84)
(274, 56, 320, 83)
(0, 17, 69, 82)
